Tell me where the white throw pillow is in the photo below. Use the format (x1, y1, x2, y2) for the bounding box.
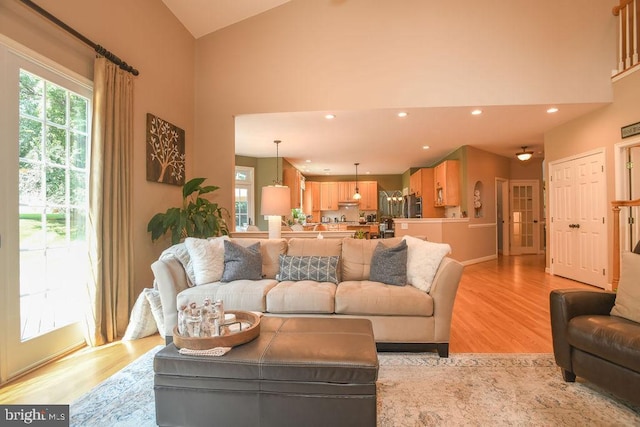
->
(402, 235, 451, 293)
(611, 251, 640, 323)
(184, 236, 229, 285)
(144, 288, 165, 335)
(123, 290, 157, 340)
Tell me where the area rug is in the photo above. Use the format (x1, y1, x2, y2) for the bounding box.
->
(70, 346, 640, 426)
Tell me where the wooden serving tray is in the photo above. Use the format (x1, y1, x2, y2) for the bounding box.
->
(173, 310, 261, 350)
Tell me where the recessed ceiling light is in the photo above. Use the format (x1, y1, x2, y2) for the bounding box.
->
(325, 114, 336, 120)
(471, 109, 483, 116)
(422, 145, 430, 150)
(305, 159, 311, 163)
(547, 107, 559, 114)
(397, 112, 408, 118)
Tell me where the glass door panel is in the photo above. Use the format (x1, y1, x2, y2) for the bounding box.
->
(1, 45, 90, 382)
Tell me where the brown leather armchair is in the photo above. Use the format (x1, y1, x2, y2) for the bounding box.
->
(550, 289, 640, 406)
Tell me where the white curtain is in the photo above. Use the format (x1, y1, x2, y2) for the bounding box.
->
(85, 57, 134, 346)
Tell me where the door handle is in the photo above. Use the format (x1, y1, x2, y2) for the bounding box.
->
(533, 220, 538, 223)
(569, 223, 581, 229)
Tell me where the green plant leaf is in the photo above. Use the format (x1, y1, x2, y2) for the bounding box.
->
(148, 177, 229, 246)
(182, 177, 206, 198)
(148, 213, 166, 241)
(199, 185, 220, 195)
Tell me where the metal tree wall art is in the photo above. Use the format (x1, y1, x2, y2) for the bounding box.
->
(146, 113, 185, 185)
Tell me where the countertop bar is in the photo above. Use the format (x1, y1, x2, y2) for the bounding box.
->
(393, 217, 469, 223)
(230, 231, 355, 239)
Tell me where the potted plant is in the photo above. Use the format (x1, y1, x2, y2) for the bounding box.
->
(147, 177, 229, 245)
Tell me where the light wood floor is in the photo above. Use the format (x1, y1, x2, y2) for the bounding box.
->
(0, 254, 597, 404)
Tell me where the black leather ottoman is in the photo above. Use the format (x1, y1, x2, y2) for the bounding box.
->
(154, 317, 379, 427)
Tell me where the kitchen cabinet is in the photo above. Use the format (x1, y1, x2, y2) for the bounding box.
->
(338, 181, 357, 202)
(359, 181, 378, 210)
(409, 170, 424, 196)
(283, 168, 303, 209)
(304, 181, 321, 222)
(434, 160, 460, 207)
(410, 168, 443, 217)
(320, 182, 339, 210)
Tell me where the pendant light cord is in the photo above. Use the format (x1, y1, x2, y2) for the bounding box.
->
(275, 140, 281, 185)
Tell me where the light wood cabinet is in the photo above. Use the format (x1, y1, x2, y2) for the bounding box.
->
(338, 181, 357, 202)
(409, 170, 424, 196)
(304, 181, 321, 222)
(434, 160, 460, 207)
(359, 181, 378, 210)
(320, 182, 339, 210)
(283, 168, 302, 209)
(409, 168, 443, 217)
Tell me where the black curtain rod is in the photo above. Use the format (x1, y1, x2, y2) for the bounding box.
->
(19, 0, 140, 76)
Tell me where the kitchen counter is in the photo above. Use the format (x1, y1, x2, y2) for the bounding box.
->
(230, 230, 355, 239)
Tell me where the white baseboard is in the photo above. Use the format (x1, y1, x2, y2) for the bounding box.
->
(461, 254, 497, 266)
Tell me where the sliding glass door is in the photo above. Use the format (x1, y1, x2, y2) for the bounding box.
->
(0, 41, 91, 383)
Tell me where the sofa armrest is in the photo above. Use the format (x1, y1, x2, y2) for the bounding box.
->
(549, 289, 616, 372)
(429, 257, 464, 342)
(151, 254, 191, 338)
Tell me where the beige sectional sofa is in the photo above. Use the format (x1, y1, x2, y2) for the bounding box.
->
(152, 236, 464, 357)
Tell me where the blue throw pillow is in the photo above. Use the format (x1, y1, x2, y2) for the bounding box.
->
(221, 240, 263, 282)
(369, 240, 407, 286)
(277, 255, 340, 284)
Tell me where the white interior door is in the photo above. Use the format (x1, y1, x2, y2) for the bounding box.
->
(509, 180, 540, 255)
(549, 151, 607, 288)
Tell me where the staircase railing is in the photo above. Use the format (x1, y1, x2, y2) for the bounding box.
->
(611, 198, 640, 290)
(613, 0, 639, 74)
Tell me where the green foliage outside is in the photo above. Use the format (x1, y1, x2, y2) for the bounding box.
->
(19, 70, 89, 208)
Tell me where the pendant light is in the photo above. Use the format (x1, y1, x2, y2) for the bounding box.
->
(261, 140, 291, 239)
(516, 146, 534, 162)
(353, 162, 362, 200)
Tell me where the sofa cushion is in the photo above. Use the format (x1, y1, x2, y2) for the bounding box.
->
(568, 314, 640, 373)
(335, 280, 433, 316)
(277, 255, 339, 284)
(403, 235, 451, 293)
(160, 243, 195, 286)
(177, 279, 279, 313)
(610, 251, 640, 323)
(230, 238, 287, 279)
(287, 238, 342, 256)
(184, 236, 229, 285)
(369, 240, 408, 286)
(267, 280, 337, 314)
(222, 240, 263, 282)
(341, 237, 403, 281)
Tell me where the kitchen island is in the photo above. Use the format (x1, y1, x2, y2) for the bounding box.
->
(303, 222, 380, 238)
(393, 218, 496, 265)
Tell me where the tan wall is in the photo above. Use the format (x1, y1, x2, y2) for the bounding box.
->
(195, 0, 615, 235)
(545, 70, 640, 280)
(463, 147, 512, 224)
(0, 0, 196, 294)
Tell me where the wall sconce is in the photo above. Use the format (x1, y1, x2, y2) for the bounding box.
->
(261, 140, 291, 239)
(516, 146, 534, 162)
